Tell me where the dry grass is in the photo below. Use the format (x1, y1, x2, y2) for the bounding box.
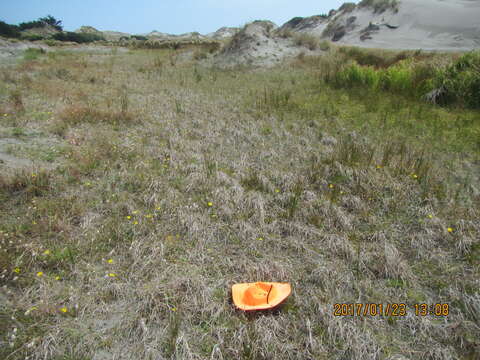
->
(0, 45, 479, 360)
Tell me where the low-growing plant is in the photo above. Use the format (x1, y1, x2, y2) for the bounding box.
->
(52, 104, 134, 135)
(339, 2, 357, 12)
(9, 89, 25, 113)
(433, 51, 480, 108)
(23, 47, 45, 61)
(319, 40, 331, 51)
(52, 32, 104, 43)
(359, 0, 399, 13)
(293, 33, 319, 51)
(193, 49, 208, 60)
(21, 34, 44, 41)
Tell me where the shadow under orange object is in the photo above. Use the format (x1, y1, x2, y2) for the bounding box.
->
(232, 282, 291, 311)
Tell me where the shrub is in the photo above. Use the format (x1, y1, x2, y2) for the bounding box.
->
(0, 20, 20, 38)
(331, 58, 437, 99)
(52, 105, 134, 135)
(52, 32, 104, 43)
(277, 29, 294, 39)
(293, 33, 319, 50)
(358, 0, 399, 13)
(23, 47, 45, 61)
(339, 2, 357, 12)
(434, 51, 480, 108)
(319, 40, 331, 51)
(18, 20, 45, 31)
(18, 15, 62, 32)
(21, 34, 44, 41)
(131, 35, 148, 41)
(39, 15, 62, 31)
(193, 49, 208, 60)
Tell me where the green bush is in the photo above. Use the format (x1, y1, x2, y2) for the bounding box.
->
(39, 15, 62, 31)
(18, 20, 45, 31)
(332, 59, 436, 99)
(21, 34, 44, 41)
(0, 20, 20, 38)
(52, 32, 104, 43)
(18, 15, 62, 31)
(435, 51, 480, 108)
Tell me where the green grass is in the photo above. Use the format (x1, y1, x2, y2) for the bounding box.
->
(23, 48, 46, 61)
(0, 45, 478, 360)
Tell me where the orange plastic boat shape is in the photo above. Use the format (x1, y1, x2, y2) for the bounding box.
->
(232, 282, 291, 311)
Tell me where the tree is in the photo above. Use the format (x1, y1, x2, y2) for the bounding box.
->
(0, 20, 20, 38)
(39, 15, 62, 31)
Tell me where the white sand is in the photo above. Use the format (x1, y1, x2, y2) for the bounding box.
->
(332, 0, 480, 51)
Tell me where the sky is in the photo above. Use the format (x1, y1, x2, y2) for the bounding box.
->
(0, 0, 346, 35)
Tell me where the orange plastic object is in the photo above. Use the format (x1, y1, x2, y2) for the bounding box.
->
(232, 282, 291, 311)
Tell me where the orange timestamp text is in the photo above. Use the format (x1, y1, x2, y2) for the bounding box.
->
(333, 303, 449, 317)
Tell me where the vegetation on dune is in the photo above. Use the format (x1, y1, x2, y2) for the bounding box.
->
(293, 33, 320, 51)
(51, 31, 105, 43)
(19, 15, 63, 32)
(315, 46, 480, 109)
(0, 43, 479, 360)
(338, 2, 357, 13)
(0, 20, 21, 38)
(0, 16, 104, 43)
(358, 0, 400, 13)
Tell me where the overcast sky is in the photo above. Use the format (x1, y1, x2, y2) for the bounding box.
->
(1, 0, 347, 34)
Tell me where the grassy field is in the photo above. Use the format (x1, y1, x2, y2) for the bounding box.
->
(0, 44, 479, 360)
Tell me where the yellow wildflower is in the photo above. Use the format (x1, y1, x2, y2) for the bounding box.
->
(257, 237, 264, 241)
(328, 184, 334, 189)
(275, 189, 280, 193)
(427, 214, 433, 219)
(145, 214, 153, 219)
(171, 307, 177, 312)
(59, 307, 68, 313)
(133, 220, 138, 225)
(376, 165, 382, 169)
(155, 206, 161, 210)
(108, 273, 116, 278)
(43, 250, 50, 255)
(207, 202, 213, 207)
(14, 267, 21, 273)
(36, 271, 43, 277)
(447, 227, 454, 233)
(126, 216, 131, 220)
(132, 210, 139, 214)
(107, 259, 114, 264)
(55, 276, 61, 281)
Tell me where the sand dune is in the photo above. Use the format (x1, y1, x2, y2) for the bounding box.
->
(289, 0, 480, 51)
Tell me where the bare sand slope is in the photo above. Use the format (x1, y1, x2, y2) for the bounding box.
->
(213, 21, 325, 68)
(292, 0, 480, 51)
(342, 0, 480, 50)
